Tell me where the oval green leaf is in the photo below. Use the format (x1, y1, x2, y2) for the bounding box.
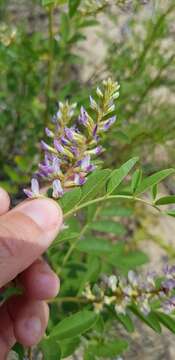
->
(107, 157, 139, 194)
(155, 195, 175, 205)
(50, 311, 97, 340)
(135, 169, 174, 195)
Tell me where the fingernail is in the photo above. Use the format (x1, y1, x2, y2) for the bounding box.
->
(20, 316, 41, 342)
(17, 199, 62, 232)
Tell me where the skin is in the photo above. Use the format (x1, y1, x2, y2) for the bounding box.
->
(0, 187, 63, 359)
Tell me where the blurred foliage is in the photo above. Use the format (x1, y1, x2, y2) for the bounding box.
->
(102, 1, 175, 170)
(0, 0, 175, 194)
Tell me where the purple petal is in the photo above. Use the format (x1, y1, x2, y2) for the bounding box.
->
(52, 179, 64, 198)
(74, 174, 86, 186)
(53, 157, 60, 173)
(61, 136, 69, 145)
(45, 127, 54, 137)
(44, 152, 53, 163)
(103, 116, 116, 131)
(39, 163, 53, 176)
(80, 155, 90, 171)
(89, 146, 103, 155)
(71, 146, 78, 156)
(40, 140, 50, 152)
(23, 189, 33, 198)
(78, 106, 88, 126)
(31, 178, 40, 195)
(23, 178, 40, 198)
(54, 139, 64, 153)
(79, 155, 95, 173)
(162, 299, 175, 314)
(163, 279, 175, 291)
(93, 124, 98, 138)
(64, 127, 74, 141)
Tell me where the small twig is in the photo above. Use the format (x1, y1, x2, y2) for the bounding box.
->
(62, 205, 102, 267)
(133, 3, 175, 75)
(64, 194, 161, 219)
(27, 347, 32, 360)
(45, 4, 54, 125)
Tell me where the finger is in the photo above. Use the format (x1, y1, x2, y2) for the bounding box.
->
(0, 304, 16, 359)
(0, 198, 63, 288)
(19, 259, 60, 300)
(0, 187, 10, 216)
(8, 297, 49, 347)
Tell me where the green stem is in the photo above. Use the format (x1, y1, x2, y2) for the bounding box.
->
(49, 296, 88, 304)
(45, 5, 54, 125)
(64, 194, 160, 219)
(133, 3, 175, 75)
(62, 205, 102, 267)
(62, 222, 89, 267)
(128, 54, 175, 118)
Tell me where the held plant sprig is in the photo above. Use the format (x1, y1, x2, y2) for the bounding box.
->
(21, 79, 175, 359)
(24, 78, 120, 199)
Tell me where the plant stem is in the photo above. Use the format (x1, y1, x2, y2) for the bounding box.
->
(45, 4, 54, 125)
(62, 222, 89, 267)
(49, 296, 88, 304)
(62, 205, 102, 266)
(129, 54, 175, 118)
(133, 3, 175, 75)
(27, 347, 32, 360)
(64, 194, 160, 219)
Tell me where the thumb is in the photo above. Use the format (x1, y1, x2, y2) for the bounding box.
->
(0, 198, 62, 288)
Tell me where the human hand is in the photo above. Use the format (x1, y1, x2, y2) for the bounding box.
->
(0, 187, 63, 358)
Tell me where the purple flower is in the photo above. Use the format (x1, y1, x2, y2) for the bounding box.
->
(88, 146, 103, 155)
(52, 157, 61, 173)
(137, 294, 151, 315)
(44, 152, 53, 164)
(162, 279, 175, 291)
(64, 127, 75, 142)
(142, 271, 157, 291)
(23, 178, 40, 198)
(80, 155, 95, 173)
(93, 124, 98, 138)
(128, 270, 139, 288)
(71, 146, 79, 156)
(103, 116, 116, 131)
(61, 136, 69, 146)
(38, 163, 53, 176)
(163, 265, 175, 279)
(52, 114, 57, 123)
(74, 174, 86, 186)
(78, 106, 88, 126)
(52, 179, 64, 198)
(45, 127, 54, 138)
(162, 296, 175, 314)
(41, 140, 51, 152)
(25, 80, 120, 201)
(54, 139, 65, 154)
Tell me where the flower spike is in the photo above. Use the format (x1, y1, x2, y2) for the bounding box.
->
(24, 79, 119, 199)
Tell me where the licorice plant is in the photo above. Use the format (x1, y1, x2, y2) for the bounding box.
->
(13, 79, 175, 359)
